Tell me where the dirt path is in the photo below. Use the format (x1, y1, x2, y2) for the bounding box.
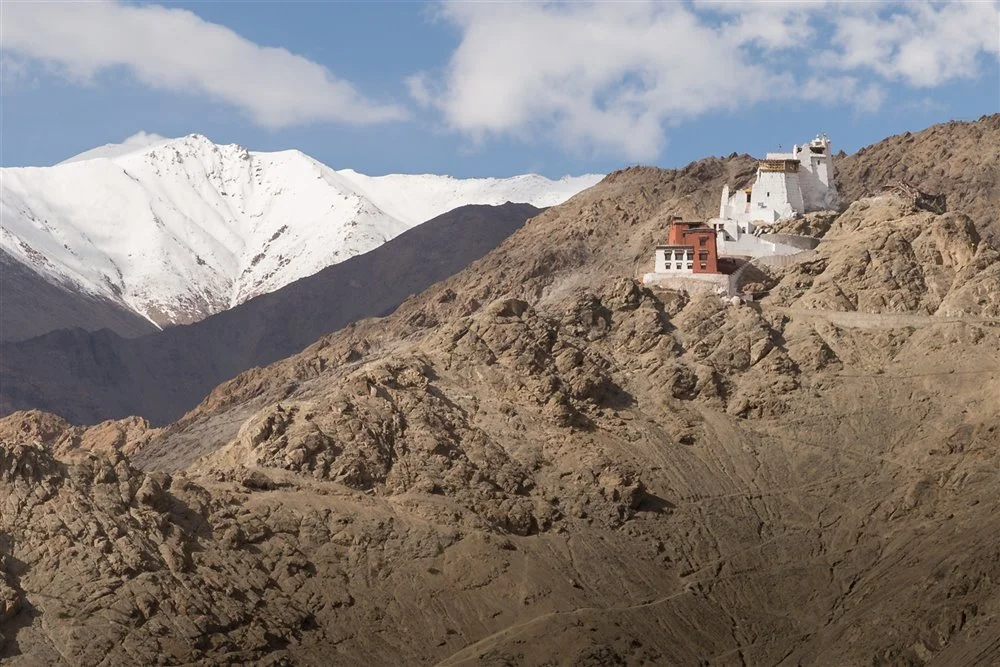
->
(772, 307, 1000, 330)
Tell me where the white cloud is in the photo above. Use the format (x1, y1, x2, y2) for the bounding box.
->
(57, 130, 171, 164)
(0, 53, 31, 87)
(825, 1, 1000, 87)
(700, 0, 823, 51)
(0, 1, 405, 128)
(413, 0, 1000, 160)
(406, 72, 435, 108)
(801, 76, 887, 114)
(422, 2, 795, 161)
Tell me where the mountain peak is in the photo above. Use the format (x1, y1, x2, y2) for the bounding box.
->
(139, 133, 252, 161)
(57, 131, 170, 165)
(2, 144, 603, 332)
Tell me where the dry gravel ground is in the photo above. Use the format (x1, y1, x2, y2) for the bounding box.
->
(1, 116, 999, 666)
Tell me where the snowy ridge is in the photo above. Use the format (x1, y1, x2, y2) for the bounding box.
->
(335, 170, 599, 226)
(57, 131, 171, 165)
(1, 134, 603, 328)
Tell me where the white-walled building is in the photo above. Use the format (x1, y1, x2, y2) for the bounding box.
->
(712, 133, 838, 258)
(719, 133, 837, 226)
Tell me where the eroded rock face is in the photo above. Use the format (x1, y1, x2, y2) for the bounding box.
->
(836, 113, 1000, 247)
(0, 441, 320, 664)
(768, 197, 1000, 317)
(0, 411, 154, 461)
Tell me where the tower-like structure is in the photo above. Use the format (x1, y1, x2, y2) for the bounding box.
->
(712, 132, 839, 258)
(795, 134, 837, 211)
(718, 133, 838, 226)
(748, 158, 804, 221)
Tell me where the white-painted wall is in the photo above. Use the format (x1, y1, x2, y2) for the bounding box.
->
(718, 234, 802, 258)
(711, 217, 808, 258)
(749, 170, 802, 222)
(642, 272, 732, 296)
(654, 247, 694, 273)
(719, 133, 837, 229)
(798, 152, 837, 210)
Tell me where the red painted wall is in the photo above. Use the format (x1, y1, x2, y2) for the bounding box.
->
(683, 229, 718, 274)
(667, 221, 696, 245)
(667, 221, 718, 274)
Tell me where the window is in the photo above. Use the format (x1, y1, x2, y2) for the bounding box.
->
(686, 262, 693, 270)
(698, 251, 709, 261)
(698, 237, 707, 246)
(700, 262, 708, 270)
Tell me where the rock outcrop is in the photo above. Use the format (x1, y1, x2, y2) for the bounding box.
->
(836, 113, 1000, 247)
(770, 195, 1000, 316)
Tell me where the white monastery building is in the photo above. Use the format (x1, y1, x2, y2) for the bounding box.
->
(711, 134, 838, 258)
(642, 132, 835, 293)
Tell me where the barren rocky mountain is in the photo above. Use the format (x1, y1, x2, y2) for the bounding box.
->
(836, 113, 1000, 247)
(2, 116, 999, 666)
(0, 203, 539, 426)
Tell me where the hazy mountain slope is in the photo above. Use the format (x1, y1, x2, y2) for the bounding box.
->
(836, 113, 1000, 246)
(0, 203, 540, 426)
(0, 250, 157, 341)
(1, 134, 600, 329)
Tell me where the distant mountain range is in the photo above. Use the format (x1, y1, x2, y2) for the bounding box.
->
(0, 202, 542, 425)
(1, 133, 601, 340)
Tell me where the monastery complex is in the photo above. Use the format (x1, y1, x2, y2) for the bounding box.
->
(643, 133, 836, 294)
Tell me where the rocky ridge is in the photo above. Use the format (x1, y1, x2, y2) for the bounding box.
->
(836, 113, 1000, 247)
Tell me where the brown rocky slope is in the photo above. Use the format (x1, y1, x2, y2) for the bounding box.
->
(836, 113, 1000, 247)
(2, 117, 1000, 666)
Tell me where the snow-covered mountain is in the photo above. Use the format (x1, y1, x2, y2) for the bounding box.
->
(1, 134, 602, 329)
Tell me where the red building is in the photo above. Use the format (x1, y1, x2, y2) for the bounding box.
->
(656, 219, 719, 274)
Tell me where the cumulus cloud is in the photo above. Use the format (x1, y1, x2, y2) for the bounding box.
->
(0, 53, 31, 86)
(0, 1, 405, 128)
(417, 2, 795, 161)
(405, 72, 435, 108)
(700, 0, 822, 51)
(413, 0, 999, 160)
(801, 76, 887, 115)
(825, 1, 1000, 87)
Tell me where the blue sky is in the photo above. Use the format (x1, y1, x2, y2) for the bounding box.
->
(2, 1, 998, 178)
